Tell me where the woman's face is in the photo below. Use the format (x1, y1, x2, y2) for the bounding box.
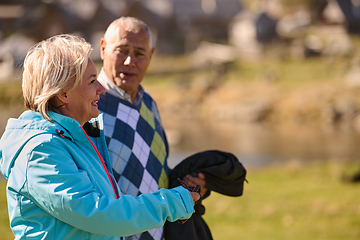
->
(62, 58, 106, 125)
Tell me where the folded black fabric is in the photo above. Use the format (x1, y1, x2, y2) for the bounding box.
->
(164, 150, 247, 240)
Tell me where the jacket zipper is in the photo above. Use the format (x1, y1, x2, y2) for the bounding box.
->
(81, 127, 119, 199)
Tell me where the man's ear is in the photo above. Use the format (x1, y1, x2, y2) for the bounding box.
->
(100, 38, 106, 60)
(150, 47, 155, 58)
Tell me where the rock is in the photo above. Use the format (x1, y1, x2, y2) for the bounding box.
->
(344, 66, 360, 88)
(214, 99, 273, 123)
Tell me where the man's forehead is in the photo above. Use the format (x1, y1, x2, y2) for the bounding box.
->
(111, 27, 149, 45)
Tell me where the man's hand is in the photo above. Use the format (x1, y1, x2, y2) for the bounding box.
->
(183, 173, 208, 197)
(190, 192, 200, 205)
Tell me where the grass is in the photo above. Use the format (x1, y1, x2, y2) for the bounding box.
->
(0, 81, 23, 107)
(0, 180, 13, 240)
(202, 160, 360, 240)
(1, 161, 359, 239)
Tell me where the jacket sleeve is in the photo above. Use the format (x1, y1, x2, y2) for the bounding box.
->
(22, 137, 194, 237)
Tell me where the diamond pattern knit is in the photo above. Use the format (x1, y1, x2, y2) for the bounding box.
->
(98, 91, 169, 240)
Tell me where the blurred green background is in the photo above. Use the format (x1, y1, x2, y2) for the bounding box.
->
(2, 0, 360, 239)
(1, 160, 360, 240)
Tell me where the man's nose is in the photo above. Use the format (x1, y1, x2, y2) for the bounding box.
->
(124, 55, 133, 65)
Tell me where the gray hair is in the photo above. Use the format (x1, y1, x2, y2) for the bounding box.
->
(104, 16, 154, 49)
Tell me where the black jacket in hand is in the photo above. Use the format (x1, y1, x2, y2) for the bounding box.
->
(164, 150, 247, 240)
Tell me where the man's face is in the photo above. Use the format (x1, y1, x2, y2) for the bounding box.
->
(100, 25, 154, 101)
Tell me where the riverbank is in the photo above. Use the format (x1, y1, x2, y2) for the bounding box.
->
(2, 56, 360, 129)
(145, 55, 360, 128)
(143, 56, 360, 162)
(1, 56, 360, 163)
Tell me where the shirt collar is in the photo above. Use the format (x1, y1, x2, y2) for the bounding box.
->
(98, 68, 144, 106)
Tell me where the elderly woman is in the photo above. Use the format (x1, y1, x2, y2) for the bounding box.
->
(0, 34, 199, 240)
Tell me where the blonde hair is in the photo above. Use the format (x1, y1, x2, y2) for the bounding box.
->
(104, 16, 154, 49)
(22, 34, 92, 121)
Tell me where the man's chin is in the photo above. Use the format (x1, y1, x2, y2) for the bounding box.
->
(115, 78, 135, 86)
(118, 81, 138, 90)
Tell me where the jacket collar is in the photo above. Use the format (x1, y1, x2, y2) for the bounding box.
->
(48, 111, 86, 142)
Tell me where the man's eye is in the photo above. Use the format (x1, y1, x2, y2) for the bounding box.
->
(136, 52, 145, 56)
(115, 49, 126, 54)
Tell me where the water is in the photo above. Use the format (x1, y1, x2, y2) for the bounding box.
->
(1, 107, 360, 180)
(165, 119, 360, 170)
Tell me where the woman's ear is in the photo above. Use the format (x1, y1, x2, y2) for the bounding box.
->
(56, 91, 68, 104)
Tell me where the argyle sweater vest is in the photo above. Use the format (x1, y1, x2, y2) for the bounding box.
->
(98, 91, 170, 194)
(98, 91, 170, 240)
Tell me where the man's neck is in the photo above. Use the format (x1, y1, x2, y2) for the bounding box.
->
(98, 68, 144, 106)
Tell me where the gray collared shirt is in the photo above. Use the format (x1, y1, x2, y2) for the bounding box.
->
(97, 68, 144, 106)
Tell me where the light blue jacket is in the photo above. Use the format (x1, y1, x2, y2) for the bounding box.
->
(0, 110, 194, 240)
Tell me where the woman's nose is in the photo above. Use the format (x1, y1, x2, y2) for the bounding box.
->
(97, 81, 106, 94)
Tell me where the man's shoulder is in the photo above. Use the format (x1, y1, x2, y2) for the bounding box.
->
(141, 91, 161, 111)
(142, 91, 157, 104)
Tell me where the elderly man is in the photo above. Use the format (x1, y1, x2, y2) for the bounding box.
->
(97, 17, 207, 240)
